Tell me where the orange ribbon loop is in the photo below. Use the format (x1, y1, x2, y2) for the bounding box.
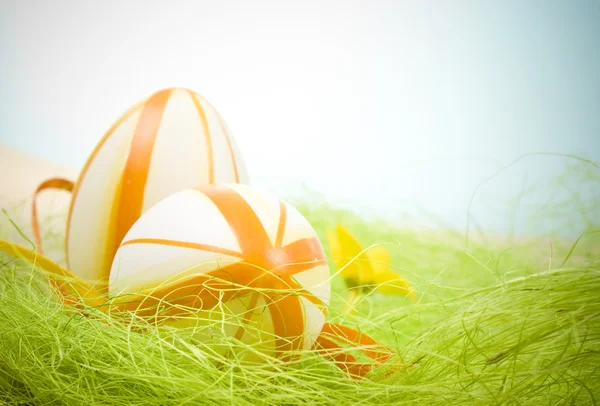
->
(31, 177, 74, 254)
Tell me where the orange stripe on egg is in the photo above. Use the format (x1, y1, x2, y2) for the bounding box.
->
(65, 98, 146, 268)
(218, 118, 240, 182)
(267, 290, 305, 358)
(188, 91, 215, 183)
(274, 200, 287, 247)
(273, 237, 326, 277)
(121, 237, 244, 259)
(201, 184, 272, 263)
(105, 89, 172, 281)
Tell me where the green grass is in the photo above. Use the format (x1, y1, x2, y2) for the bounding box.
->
(1, 158, 599, 405)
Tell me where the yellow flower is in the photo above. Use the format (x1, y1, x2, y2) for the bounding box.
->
(327, 224, 416, 311)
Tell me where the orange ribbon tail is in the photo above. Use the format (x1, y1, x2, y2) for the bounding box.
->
(314, 322, 400, 378)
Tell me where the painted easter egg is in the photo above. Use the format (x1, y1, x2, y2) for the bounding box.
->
(66, 88, 248, 287)
(109, 183, 330, 359)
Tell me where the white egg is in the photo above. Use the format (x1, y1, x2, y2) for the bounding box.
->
(65, 88, 248, 286)
(109, 183, 331, 360)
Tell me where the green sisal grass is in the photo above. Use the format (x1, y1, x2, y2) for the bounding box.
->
(1, 158, 599, 405)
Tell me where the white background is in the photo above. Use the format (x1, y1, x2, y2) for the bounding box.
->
(1, 0, 599, 236)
